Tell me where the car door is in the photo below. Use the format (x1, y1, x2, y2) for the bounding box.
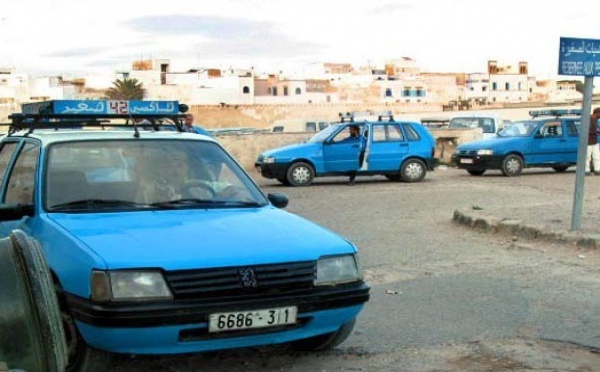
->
(366, 123, 408, 171)
(0, 140, 40, 238)
(322, 124, 363, 173)
(526, 120, 573, 164)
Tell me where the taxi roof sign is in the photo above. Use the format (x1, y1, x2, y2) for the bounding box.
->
(21, 100, 184, 116)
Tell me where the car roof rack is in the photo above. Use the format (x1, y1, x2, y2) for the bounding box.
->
(7, 99, 189, 137)
(529, 109, 582, 118)
(338, 110, 395, 123)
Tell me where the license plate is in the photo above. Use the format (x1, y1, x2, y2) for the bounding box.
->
(460, 158, 474, 164)
(208, 306, 297, 333)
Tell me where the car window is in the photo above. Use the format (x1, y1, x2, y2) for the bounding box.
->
(539, 121, 563, 137)
(567, 120, 581, 136)
(371, 124, 404, 142)
(45, 140, 267, 210)
(5, 142, 40, 205)
(0, 142, 19, 188)
(403, 124, 421, 141)
(332, 125, 363, 143)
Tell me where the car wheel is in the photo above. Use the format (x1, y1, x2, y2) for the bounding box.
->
(467, 170, 486, 176)
(290, 319, 355, 351)
(400, 159, 426, 182)
(286, 162, 314, 187)
(552, 165, 569, 173)
(276, 177, 290, 185)
(62, 310, 112, 372)
(501, 154, 524, 176)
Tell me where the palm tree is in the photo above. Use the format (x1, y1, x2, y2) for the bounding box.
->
(105, 77, 145, 100)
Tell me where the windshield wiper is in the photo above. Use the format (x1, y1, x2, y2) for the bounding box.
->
(150, 198, 263, 208)
(50, 199, 150, 210)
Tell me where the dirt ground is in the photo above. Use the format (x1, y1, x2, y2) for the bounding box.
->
(109, 168, 599, 372)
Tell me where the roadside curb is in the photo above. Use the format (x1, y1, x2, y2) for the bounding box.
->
(452, 209, 600, 249)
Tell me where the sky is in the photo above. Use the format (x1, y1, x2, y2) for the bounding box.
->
(1, 0, 599, 80)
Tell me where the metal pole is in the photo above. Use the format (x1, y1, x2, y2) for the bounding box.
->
(571, 76, 594, 230)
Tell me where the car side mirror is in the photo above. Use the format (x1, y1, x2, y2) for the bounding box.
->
(267, 193, 289, 209)
(0, 204, 35, 221)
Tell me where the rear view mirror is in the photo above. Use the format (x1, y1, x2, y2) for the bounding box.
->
(267, 193, 289, 209)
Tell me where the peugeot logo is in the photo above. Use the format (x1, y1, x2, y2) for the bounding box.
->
(238, 268, 258, 288)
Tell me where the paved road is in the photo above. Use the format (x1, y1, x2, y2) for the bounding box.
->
(114, 168, 600, 371)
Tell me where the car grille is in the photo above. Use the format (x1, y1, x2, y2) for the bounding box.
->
(164, 261, 316, 299)
(458, 150, 477, 156)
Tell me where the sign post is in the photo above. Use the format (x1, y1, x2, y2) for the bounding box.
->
(558, 37, 600, 230)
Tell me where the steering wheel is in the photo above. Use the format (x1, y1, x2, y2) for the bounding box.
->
(180, 179, 216, 199)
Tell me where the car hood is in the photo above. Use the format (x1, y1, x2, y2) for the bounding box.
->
(457, 137, 524, 151)
(48, 208, 354, 270)
(261, 142, 321, 159)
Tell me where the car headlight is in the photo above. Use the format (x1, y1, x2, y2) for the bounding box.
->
(91, 270, 173, 302)
(263, 156, 276, 164)
(315, 255, 362, 286)
(477, 149, 493, 156)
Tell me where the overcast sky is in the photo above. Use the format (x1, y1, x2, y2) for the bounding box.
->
(1, 0, 598, 79)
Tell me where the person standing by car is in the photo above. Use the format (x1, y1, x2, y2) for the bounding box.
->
(586, 107, 600, 175)
(342, 125, 365, 186)
(183, 113, 212, 136)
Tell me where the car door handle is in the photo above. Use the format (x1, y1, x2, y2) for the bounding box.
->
(399, 143, 409, 147)
(560, 139, 567, 142)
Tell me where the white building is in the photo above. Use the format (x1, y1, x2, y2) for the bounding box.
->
(487, 60, 530, 103)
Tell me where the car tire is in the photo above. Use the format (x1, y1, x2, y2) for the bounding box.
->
(467, 170, 486, 176)
(400, 159, 426, 182)
(286, 162, 314, 187)
(290, 318, 355, 351)
(61, 310, 112, 372)
(552, 165, 569, 173)
(276, 177, 290, 185)
(501, 154, 524, 176)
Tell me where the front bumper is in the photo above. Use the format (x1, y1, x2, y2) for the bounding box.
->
(67, 282, 369, 354)
(255, 161, 289, 180)
(451, 154, 503, 170)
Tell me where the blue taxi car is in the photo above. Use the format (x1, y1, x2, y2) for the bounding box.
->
(255, 112, 437, 186)
(0, 100, 369, 371)
(452, 109, 586, 176)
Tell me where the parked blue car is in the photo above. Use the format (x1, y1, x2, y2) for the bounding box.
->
(255, 113, 437, 186)
(452, 109, 587, 176)
(0, 100, 370, 371)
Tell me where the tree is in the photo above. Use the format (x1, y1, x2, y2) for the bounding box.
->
(105, 77, 145, 100)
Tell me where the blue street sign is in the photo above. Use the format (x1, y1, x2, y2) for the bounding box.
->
(558, 37, 600, 76)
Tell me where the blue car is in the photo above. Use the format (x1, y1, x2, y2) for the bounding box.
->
(452, 109, 586, 176)
(0, 100, 369, 371)
(255, 112, 437, 186)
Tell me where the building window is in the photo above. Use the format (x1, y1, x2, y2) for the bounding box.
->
(295, 88, 301, 95)
(242, 86, 250, 94)
(505, 82, 510, 91)
(385, 88, 393, 97)
(482, 86, 487, 92)
(492, 82, 497, 91)
(272, 87, 278, 96)
(283, 87, 289, 96)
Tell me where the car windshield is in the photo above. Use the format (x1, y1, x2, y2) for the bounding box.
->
(449, 117, 496, 133)
(307, 124, 341, 143)
(497, 121, 539, 137)
(45, 139, 268, 211)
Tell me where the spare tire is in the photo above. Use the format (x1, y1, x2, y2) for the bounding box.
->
(0, 230, 67, 372)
